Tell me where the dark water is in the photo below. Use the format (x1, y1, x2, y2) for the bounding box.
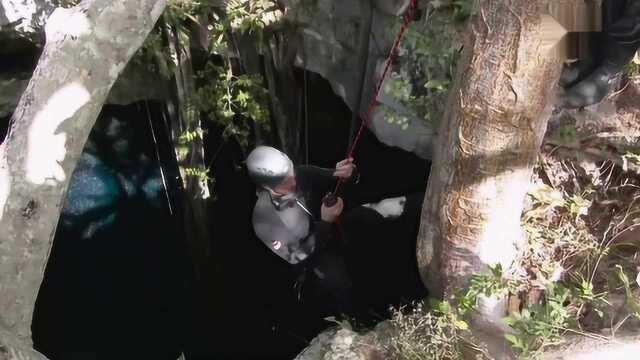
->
(32, 102, 188, 359)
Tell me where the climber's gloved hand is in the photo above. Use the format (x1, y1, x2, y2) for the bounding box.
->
(321, 195, 343, 223)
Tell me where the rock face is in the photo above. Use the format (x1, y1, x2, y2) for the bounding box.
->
(0, 0, 56, 53)
(1, 59, 170, 119)
(0, 75, 29, 118)
(0, 1, 54, 117)
(0, 1, 169, 120)
(294, 325, 388, 360)
(283, 0, 462, 160)
(104, 60, 171, 106)
(0, 0, 55, 35)
(2, 0, 455, 160)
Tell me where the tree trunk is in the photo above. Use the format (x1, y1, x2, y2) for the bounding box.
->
(416, 0, 562, 303)
(0, 0, 167, 353)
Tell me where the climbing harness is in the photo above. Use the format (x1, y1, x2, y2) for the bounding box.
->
(323, 0, 418, 206)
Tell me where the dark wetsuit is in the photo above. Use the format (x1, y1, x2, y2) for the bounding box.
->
(252, 165, 356, 316)
(560, 0, 640, 108)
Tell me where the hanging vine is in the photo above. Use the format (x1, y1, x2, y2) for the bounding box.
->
(127, 0, 277, 185)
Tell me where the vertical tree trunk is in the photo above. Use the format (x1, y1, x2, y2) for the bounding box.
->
(416, 0, 562, 299)
(0, 0, 166, 352)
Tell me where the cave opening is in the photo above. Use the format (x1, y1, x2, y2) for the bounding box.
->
(22, 68, 430, 359)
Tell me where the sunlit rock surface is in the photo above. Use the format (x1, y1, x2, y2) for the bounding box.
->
(294, 324, 391, 360)
(0, 0, 55, 34)
(0, 1, 169, 118)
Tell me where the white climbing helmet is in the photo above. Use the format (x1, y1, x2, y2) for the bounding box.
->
(246, 146, 293, 189)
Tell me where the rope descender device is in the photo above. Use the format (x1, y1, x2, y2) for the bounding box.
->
(322, 192, 338, 207)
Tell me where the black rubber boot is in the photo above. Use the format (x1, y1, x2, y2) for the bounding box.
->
(559, 1, 640, 109)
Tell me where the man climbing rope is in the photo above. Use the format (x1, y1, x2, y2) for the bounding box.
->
(559, 0, 640, 109)
(245, 0, 419, 320)
(246, 145, 359, 317)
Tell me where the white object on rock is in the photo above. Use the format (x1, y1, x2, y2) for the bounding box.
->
(362, 196, 406, 218)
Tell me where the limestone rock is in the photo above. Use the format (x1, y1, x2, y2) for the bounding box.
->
(294, 325, 388, 360)
(0, 0, 56, 45)
(283, 0, 463, 160)
(105, 61, 171, 106)
(1, 62, 170, 119)
(0, 75, 28, 118)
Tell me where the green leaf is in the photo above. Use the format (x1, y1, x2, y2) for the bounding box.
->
(527, 183, 565, 207)
(549, 124, 579, 147)
(615, 265, 640, 318)
(454, 320, 469, 330)
(622, 151, 640, 167)
(504, 333, 519, 346)
(435, 300, 451, 314)
(236, 90, 250, 104)
(183, 12, 200, 25)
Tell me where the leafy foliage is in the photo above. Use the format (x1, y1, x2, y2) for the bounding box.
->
(503, 284, 574, 359)
(165, 0, 203, 24)
(382, 1, 466, 130)
(623, 51, 640, 77)
(131, 29, 173, 79)
(387, 300, 485, 360)
(450, 264, 613, 359)
(128, 0, 274, 185)
(184, 166, 210, 181)
(193, 61, 270, 149)
(458, 264, 517, 315)
(226, 0, 280, 35)
(614, 265, 640, 320)
(548, 124, 579, 147)
(502, 152, 640, 358)
(199, 0, 280, 56)
(178, 128, 204, 144)
(622, 150, 640, 167)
